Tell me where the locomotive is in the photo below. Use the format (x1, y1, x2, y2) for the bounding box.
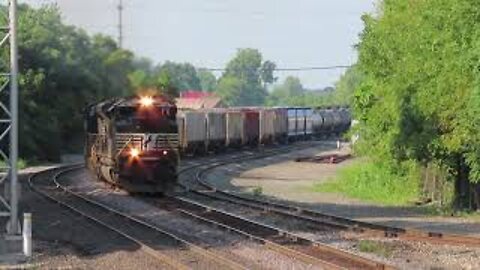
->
(84, 95, 179, 193)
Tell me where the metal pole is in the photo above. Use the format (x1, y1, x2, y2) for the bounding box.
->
(23, 213, 32, 256)
(118, 0, 123, 48)
(8, 0, 19, 235)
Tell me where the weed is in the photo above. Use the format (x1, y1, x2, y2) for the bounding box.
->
(252, 186, 263, 196)
(0, 158, 28, 171)
(358, 240, 394, 258)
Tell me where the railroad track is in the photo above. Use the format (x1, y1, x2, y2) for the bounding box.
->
(169, 143, 394, 269)
(28, 165, 249, 270)
(33, 142, 391, 270)
(177, 141, 321, 190)
(178, 144, 480, 248)
(146, 195, 392, 270)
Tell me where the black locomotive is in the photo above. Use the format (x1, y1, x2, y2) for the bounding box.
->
(84, 95, 179, 193)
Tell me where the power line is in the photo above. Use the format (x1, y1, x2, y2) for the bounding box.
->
(200, 65, 352, 72)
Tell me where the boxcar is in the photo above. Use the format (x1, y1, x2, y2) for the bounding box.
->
(242, 109, 260, 146)
(226, 110, 244, 147)
(205, 110, 226, 151)
(177, 110, 207, 154)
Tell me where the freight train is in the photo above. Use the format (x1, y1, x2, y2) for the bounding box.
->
(177, 106, 351, 154)
(85, 95, 351, 193)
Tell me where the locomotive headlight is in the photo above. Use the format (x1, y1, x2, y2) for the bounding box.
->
(129, 148, 140, 158)
(140, 96, 154, 107)
(162, 150, 168, 156)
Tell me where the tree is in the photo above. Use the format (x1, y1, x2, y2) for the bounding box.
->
(333, 65, 362, 106)
(197, 69, 217, 92)
(267, 76, 304, 106)
(217, 48, 275, 106)
(354, 0, 480, 209)
(14, 4, 136, 161)
(216, 76, 244, 106)
(261, 60, 277, 88)
(155, 62, 201, 92)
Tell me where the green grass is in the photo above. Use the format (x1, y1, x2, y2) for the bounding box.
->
(252, 186, 263, 196)
(0, 159, 28, 171)
(358, 240, 394, 258)
(313, 160, 420, 206)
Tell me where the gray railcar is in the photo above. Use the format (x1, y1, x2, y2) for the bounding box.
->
(226, 110, 244, 147)
(205, 110, 226, 150)
(273, 108, 288, 143)
(178, 110, 207, 154)
(259, 108, 276, 144)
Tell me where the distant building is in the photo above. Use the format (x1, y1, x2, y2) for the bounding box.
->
(175, 90, 224, 110)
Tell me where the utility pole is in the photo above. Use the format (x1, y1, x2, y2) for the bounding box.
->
(0, 0, 20, 237)
(117, 0, 123, 48)
(8, 0, 19, 235)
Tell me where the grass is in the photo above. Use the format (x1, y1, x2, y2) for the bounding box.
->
(313, 160, 421, 206)
(0, 158, 28, 171)
(252, 186, 263, 196)
(358, 240, 394, 258)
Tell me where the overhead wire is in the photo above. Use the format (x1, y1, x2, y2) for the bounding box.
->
(200, 65, 352, 72)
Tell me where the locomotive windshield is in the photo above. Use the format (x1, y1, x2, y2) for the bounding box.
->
(115, 106, 177, 133)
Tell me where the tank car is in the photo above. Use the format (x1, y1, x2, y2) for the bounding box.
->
(84, 95, 179, 193)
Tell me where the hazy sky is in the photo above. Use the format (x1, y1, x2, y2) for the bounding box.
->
(22, 0, 376, 89)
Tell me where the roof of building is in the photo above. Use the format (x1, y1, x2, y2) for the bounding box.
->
(176, 90, 224, 110)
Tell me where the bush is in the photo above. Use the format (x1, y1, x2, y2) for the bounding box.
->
(0, 158, 28, 171)
(314, 160, 421, 206)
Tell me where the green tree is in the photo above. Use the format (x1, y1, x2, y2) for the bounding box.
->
(155, 61, 201, 92)
(217, 48, 275, 106)
(14, 4, 135, 161)
(267, 76, 304, 106)
(197, 69, 217, 92)
(216, 76, 244, 106)
(261, 60, 277, 88)
(333, 65, 361, 106)
(354, 0, 480, 209)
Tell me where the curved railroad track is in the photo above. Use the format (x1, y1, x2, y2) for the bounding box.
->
(28, 140, 480, 270)
(28, 165, 249, 270)
(178, 144, 480, 248)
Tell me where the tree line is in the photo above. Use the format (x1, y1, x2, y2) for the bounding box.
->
(8, 4, 348, 162)
(353, 0, 480, 209)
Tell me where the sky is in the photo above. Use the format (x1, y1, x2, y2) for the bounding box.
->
(22, 0, 376, 89)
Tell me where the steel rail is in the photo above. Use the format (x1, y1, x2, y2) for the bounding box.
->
(29, 165, 247, 270)
(189, 148, 480, 247)
(159, 195, 393, 270)
(177, 142, 317, 191)
(53, 166, 250, 270)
